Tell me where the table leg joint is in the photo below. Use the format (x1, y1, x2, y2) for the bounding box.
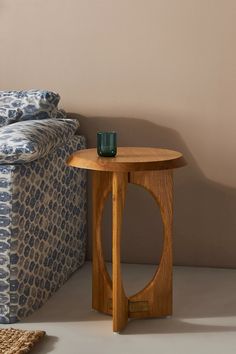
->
(108, 299, 150, 313)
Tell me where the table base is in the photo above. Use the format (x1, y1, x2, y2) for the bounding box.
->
(92, 169, 173, 332)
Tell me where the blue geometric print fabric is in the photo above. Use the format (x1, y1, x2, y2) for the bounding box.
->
(0, 90, 66, 127)
(0, 135, 87, 323)
(0, 118, 79, 164)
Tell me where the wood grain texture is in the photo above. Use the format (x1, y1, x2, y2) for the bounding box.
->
(92, 170, 113, 315)
(67, 147, 186, 172)
(128, 170, 173, 318)
(69, 147, 185, 332)
(112, 172, 129, 332)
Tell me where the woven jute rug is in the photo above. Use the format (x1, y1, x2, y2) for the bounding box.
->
(0, 328, 45, 354)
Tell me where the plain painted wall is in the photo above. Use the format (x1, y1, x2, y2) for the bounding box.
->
(1, 0, 236, 267)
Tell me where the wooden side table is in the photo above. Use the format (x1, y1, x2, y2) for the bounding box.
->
(67, 147, 186, 332)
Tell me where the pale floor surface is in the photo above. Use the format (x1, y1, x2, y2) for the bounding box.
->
(3, 262, 236, 354)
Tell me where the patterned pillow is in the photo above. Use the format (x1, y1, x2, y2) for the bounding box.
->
(0, 118, 79, 164)
(0, 90, 66, 127)
(0, 103, 23, 126)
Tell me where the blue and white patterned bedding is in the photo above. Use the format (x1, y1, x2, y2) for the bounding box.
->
(0, 118, 79, 163)
(0, 136, 87, 323)
(0, 90, 87, 323)
(0, 90, 66, 126)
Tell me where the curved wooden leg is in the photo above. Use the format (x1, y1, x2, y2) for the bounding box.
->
(92, 169, 173, 331)
(112, 172, 128, 332)
(129, 170, 173, 318)
(92, 171, 113, 315)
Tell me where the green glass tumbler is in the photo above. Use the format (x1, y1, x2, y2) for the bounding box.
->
(97, 131, 117, 157)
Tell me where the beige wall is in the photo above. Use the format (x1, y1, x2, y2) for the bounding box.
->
(1, 0, 236, 267)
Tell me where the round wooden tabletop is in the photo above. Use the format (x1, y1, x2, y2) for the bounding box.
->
(67, 147, 186, 172)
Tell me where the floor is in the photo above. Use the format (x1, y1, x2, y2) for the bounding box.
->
(4, 262, 236, 354)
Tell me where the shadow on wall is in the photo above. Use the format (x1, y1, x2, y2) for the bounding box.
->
(69, 113, 236, 268)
